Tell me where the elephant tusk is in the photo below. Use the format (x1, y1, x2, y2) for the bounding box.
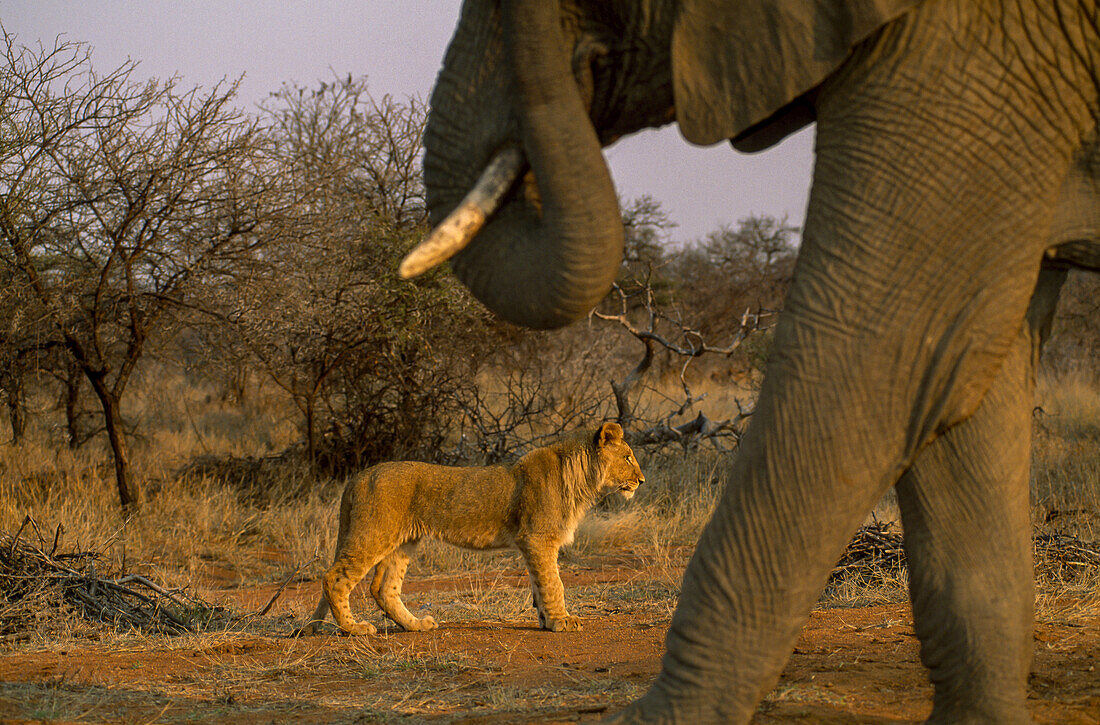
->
(399, 146, 525, 279)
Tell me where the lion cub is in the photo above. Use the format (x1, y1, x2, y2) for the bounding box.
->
(298, 422, 644, 635)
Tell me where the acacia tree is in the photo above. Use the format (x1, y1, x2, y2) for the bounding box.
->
(0, 34, 269, 510)
(0, 265, 55, 443)
(214, 77, 491, 472)
(671, 215, 798, 340)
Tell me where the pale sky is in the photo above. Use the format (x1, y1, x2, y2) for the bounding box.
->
(2, 0, 814, 243)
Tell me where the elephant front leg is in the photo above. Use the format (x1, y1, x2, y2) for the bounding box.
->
(518, 538, 581, 632)
(612, 7, 1087, 719)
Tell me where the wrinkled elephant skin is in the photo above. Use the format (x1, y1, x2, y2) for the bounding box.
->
(421, 0, 1100, 722)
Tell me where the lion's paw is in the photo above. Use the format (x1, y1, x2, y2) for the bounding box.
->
(545, 615, 582, 632)
(406, 615, 438, 632)
(339, 621, 377, 636)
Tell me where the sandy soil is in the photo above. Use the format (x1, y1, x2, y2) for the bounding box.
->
(0, 562, 1096, 724)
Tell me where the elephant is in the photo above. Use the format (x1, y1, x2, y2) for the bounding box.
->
(406, 0, 1100, 721)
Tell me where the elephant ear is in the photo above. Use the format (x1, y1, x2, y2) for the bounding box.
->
(672, 0, 921, 150)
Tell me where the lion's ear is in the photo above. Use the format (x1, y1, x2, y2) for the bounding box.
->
(596, 422, 623, 448)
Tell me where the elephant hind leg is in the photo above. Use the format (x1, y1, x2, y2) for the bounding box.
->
(895, 296, 1051, 723)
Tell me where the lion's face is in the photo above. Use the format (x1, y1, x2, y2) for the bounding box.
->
(595, 422, 645, 500)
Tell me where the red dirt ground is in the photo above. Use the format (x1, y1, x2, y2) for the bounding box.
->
(0, 563, 1096, 724)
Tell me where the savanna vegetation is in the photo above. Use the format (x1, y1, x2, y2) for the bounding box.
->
(0, 32, 1097, 724)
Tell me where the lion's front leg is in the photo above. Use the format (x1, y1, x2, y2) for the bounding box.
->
(518, 538, 580, 632)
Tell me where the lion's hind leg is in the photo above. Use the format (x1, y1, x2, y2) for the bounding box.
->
(297, 487, 359, 637)
(294, 595, 331, 637)
(297, 502, 353, 637)
(370, 541, 438, 632)
(324, 543, 390, 636)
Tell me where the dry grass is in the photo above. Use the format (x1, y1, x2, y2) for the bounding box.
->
(0, 367, 1096, 637)
(0, 368, 1095, 725)
(0, 375, 337, 596)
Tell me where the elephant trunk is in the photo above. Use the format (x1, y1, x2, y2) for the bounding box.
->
(421, 0, 623, 329)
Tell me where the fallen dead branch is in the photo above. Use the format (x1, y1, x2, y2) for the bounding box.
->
(0, 515, 224, 636)
(230, 555, 319, 630)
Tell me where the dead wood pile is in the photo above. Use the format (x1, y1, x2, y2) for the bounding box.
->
(1033, 533, 1100, 583)
(0, 516, 220, 638)
(830, 521, 1100, 587)
(829, 521, 907, 587)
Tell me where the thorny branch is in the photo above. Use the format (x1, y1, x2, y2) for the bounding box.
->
(593, 278, 778, 451)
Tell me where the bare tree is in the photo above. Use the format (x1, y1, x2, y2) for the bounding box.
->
(594, 276, 771, 450)
(0, 34, 269, 509)
(0, 268, 55, 444)
(446, 332, 617, 463)
(591, 203, 788, 450)
(671, 215, 798, 340)
(52, 355, 91, 448)
(261, 75, 427, 229)
(446, 201, 783, 458)
(621, 195, 675, 266)
(215, 77, 491, 473)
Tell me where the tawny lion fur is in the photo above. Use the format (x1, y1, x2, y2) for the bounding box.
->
(298, 422, 644, 635)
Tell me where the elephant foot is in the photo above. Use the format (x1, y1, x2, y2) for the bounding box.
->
(601, 701, 651, 724)
(601, 695, 686, 725)
(603, 679, 753, 724)
(925, 697, 1030, 725)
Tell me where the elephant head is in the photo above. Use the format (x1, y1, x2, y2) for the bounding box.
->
(413, 0, 915, 328)
(415, 0, 636, 328)
(416, 0, 1099, 721)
